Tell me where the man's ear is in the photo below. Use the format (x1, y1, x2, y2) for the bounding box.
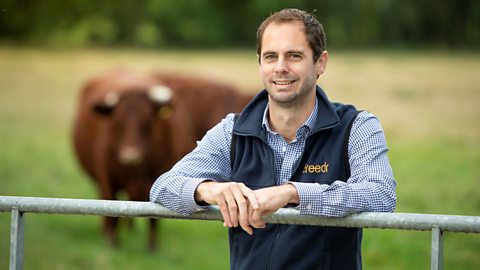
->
(316, 51, 329, 77)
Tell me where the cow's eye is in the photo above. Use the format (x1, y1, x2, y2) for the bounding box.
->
(93, 103, 115, 116)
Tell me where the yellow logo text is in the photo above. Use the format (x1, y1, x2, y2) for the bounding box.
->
(303, 162, 329, 173)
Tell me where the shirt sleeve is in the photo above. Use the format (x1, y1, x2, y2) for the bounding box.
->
(149, 113, 235, 215)
(290, 111, 397, 217)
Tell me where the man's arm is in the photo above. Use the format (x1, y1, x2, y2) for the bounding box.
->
(287, 111, 396, 217)
(149, 113, 259, 234)
(149, 114, 236, 215)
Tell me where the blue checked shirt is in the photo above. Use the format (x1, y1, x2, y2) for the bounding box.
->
(150, 101, 396, 217)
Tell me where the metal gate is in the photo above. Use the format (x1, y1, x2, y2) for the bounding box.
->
(1, 196, 480, 270)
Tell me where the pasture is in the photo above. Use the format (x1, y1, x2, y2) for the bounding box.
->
(0, 47, 479, 269)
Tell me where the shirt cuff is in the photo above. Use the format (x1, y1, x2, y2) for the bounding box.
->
(289, 182, 325, 215)
(181, 178, 211, 213)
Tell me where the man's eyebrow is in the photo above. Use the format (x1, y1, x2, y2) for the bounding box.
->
(261, 51, 277, 56)
(286, 50, 305, 55)
(262, 50, 306, 56)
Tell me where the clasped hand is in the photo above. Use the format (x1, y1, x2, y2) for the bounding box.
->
(195, 181, 298, 235)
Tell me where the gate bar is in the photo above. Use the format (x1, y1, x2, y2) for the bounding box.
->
(1, 196, 479, 233)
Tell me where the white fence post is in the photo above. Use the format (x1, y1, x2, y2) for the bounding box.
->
(10, 208, 24, 270)
(431, 226, 444, 270)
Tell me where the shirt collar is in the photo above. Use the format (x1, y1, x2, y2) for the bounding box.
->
(233, 86, 340, 139)
(262, 98, 318, 135)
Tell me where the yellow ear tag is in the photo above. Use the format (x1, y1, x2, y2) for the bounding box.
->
(158, 106, 173, 120)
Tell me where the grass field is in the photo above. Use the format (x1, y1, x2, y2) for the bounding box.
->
(0, 47, 479, 269)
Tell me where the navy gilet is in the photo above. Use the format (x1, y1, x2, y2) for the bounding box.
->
(229, 86, 362, 270)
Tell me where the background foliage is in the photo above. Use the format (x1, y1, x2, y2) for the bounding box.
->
(1, 0, 480, 49)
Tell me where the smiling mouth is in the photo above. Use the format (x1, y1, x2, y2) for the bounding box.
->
(273, 80, 295, 85)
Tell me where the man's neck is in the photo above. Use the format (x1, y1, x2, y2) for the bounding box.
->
(267, 95, 315, 142)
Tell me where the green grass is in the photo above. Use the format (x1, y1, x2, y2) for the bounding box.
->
(1, 47, 479, 269)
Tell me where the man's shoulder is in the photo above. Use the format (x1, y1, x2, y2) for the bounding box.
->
(350, 110, 384, 138)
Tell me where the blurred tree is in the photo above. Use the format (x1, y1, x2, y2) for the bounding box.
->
(0, 0, 478, 49)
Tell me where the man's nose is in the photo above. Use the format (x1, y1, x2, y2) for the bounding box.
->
(274, 58, 289, 73)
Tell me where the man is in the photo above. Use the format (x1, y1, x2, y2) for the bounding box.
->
(150, 8, 396, 270)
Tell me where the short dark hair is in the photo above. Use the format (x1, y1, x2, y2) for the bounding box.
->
(256, 8, 326, 62)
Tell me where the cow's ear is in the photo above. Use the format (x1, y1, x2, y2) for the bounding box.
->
(93, 92, 118, 116)
(149, 85, 172, 103)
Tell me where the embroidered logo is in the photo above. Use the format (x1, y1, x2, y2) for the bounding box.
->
(302, 162, 329, 174)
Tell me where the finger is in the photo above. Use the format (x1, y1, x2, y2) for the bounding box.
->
(243, 224, 253, 235)
(219, 203, 232, 227)
(231, 186, 251, 234)
(250, 209, 266, 229)
(239, 213, 253, 236)
(247, 206, 261, 230)
(241, 185, 260, 210)
(217, 193, 233, 227)
(224, 188, 239, 227)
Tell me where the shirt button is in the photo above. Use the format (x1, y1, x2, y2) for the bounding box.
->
(282, 146, 287, 152)
(306, 204, 312, 210)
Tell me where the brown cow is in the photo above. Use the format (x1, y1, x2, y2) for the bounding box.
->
(152, 72, 253, 139)
(72, 69, 196, 250)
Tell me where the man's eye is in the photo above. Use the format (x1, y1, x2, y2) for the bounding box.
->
(264, 55, 277, 61)
(289, 54, 302, 60)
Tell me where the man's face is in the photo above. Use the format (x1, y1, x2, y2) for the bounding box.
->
(259, 21, 327, 107)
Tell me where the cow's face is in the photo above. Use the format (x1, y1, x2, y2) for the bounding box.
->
(92, 86, 175, 166)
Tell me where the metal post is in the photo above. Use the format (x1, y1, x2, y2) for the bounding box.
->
(10, 208, 24, 270)
(431, 226, 443, 270)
